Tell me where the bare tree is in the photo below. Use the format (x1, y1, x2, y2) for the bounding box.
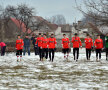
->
(47, 14, 66, 25)
(1, 4, 37, 37)
(75, 0, 108, 26)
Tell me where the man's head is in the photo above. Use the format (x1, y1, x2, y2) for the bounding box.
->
(63, 34, 66, 38)
(87, 34, 90, 38)
(43, 34, 47, 38)
(74, 33, 78, 37)
(39, 33, 41, 37)
(51, 33, 54, 38)
(25, 35, 29, 38)
(17, 35, 21, 39)
(97, 35, 100, 39)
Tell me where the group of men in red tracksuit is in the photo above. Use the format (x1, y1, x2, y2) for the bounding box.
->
(61, 33, 103, 62)
(35, 33, 57, 62)
(15, 33, 104, 62)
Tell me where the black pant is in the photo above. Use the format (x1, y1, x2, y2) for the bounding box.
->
(39, 47, 42, 60)
(86, 49, 91, 60)
(106, 48, 108, 60)
(16, 49, 22, 56)
(49, 49, 55, 62)
(96, 49, 101, 59)
(42, 48, 48, 59)
(34, 46, 39, 55)
(1, 46, 6, 56)
(73, 48, 79, 60)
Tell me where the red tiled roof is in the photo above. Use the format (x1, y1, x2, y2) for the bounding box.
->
(11, 18, 32, 34)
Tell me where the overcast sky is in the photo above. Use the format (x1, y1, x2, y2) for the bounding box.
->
(0, 0, 85, 24)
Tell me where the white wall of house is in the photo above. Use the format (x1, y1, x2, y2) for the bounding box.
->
(55, 27, 62, 39)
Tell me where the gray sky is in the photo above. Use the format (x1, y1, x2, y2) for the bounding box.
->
(0, 0, 85, 24)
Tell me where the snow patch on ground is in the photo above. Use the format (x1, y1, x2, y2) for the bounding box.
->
(0, 48, 108, 89)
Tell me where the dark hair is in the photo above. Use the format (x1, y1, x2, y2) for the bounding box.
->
(63, 34, 66, 36)
(39, 33, 41, 35)
(51, 33, 54, 36)
(17, 35, 20, 36)
(87, 34, 90, 36)
(43, 34, 46, 36)
(97, 34, 100, 36)
(32, 34, 35, 36)
(75, 33, 77, 35)
(26, 34, 28, 36)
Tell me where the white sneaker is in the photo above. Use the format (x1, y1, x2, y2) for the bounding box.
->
(43, 57, 46, 61)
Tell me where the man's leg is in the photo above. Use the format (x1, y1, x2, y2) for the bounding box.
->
(89, 49, 91, 60)
(45, 48, 48, 59)
(2, 46, 6, 56)
(42, 48, 45, 60)
(49, 49, 51, 61)
(23, 46, 26, 56)
(20, 49, 22, 61)
(66, 48, 69, 59)
(39, 47, 42, 61)
(63, 49, 66, 59)
(52, 49, 55, 62)
(73, 48, 76, 60)
(1, 47, 3, 56)
(34, 46, 37, 55)
(76, 48, 79, 60)
(106, 48, 108, 60)
(99, 49, 101, 59)
(86, 49, 89, 60)
(96, 49, 99, 60)
(27, 46, 30, 56)
(16, 50, 19, 61)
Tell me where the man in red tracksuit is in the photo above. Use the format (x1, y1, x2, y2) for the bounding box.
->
(71, 33, 82, 61)
(48, 34, 57, 62)
(85, 34, 93, 60)
(94, 35, 103, 61)
(62, 34, 70, 60)
(16, 35, 24, 61)
(0, 42, 6, 56)
(42, 34, 49, 61)
(35, 33, 43, 61)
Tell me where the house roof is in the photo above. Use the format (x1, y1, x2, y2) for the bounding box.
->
(33, 16, 58, 31)
(11, 16, 58, 34)
(11, 18, 32, 34)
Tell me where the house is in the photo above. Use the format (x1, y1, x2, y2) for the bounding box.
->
(32, 16, 59, 36)
(0, 16, 62, 49)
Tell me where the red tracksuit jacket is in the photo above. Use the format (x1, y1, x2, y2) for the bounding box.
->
(0, 42, 6, 48)
(35, 37, 43, 47)
(16, 39, 24, 50)
(94, 39, 103, 49)
(48, 37, 57, 49)
(62, 38, 70, 49)
(42, 38, 49, 48)
(71, 37, 82, 48)
(85, 38, 93, 49)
